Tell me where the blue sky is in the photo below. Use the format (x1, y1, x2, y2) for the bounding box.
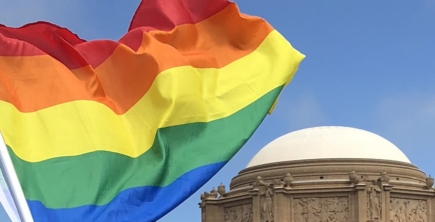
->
(1, 0, 435, 221)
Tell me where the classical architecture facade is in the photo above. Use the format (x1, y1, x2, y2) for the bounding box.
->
(199, 126, 435, 222)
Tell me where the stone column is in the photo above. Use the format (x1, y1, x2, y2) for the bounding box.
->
(382, 184, 393, 222)
(199, 188, 224, 222)
(355, 183, 367, 221)
(431, 195, 435, 222)
(204, 203, 224, 222)
(249, 189, 261, 222)
(273, 189, 290, 221)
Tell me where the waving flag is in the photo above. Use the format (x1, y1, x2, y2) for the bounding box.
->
(0, 0, 304, 221)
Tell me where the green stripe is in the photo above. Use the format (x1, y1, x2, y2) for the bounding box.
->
(9, 86, 283, 209)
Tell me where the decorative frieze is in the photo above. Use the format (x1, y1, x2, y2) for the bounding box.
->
(389, 198, 427, 222)
(224, 204, 253, 222)
(293, 197, 349, 222)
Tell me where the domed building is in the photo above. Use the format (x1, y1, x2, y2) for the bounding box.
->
(199, 126, 434, 222)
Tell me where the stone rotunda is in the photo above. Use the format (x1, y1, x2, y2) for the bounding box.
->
(199, 126, 435, 222)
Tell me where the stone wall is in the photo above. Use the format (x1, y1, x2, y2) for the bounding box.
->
(199, 159, 435, 222)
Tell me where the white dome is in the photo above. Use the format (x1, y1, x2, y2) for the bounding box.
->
(247, 126, 410, 168)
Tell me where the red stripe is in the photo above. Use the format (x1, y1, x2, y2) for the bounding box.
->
(129, 0, 230, 31)
(0, 22, 87, 69)
(0, 0, 231, 70)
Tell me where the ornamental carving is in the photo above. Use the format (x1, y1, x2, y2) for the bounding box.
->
(224, 204, 253, 222)
(389, 198, 427, 222)
(254, 176, 275, 222)
(367, 184, 382, 220)
(260, 186, 274, 222)
(293, 197, 349, 222)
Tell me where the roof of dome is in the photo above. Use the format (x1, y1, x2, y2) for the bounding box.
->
(246, 126, 410, 168)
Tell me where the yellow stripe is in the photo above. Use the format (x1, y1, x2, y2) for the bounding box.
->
(0, 30, 304, 163)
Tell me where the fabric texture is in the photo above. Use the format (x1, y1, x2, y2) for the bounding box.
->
(0, 0, 304, 221)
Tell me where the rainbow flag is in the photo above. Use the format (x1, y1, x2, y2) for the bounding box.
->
(0, 0, 304, 221)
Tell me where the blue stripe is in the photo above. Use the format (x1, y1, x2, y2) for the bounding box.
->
(27, 162, 226, 222)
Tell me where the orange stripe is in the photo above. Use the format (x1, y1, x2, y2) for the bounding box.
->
(0, 4, 272, 114)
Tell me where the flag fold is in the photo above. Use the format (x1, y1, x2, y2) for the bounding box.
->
(0, 0, 304, 221)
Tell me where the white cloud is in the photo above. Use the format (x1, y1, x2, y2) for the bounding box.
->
(375, 93, 435, 137)
(424, 0, 435, 11)
(373, 93, 435, 169)
(275, 92, 328, 129)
